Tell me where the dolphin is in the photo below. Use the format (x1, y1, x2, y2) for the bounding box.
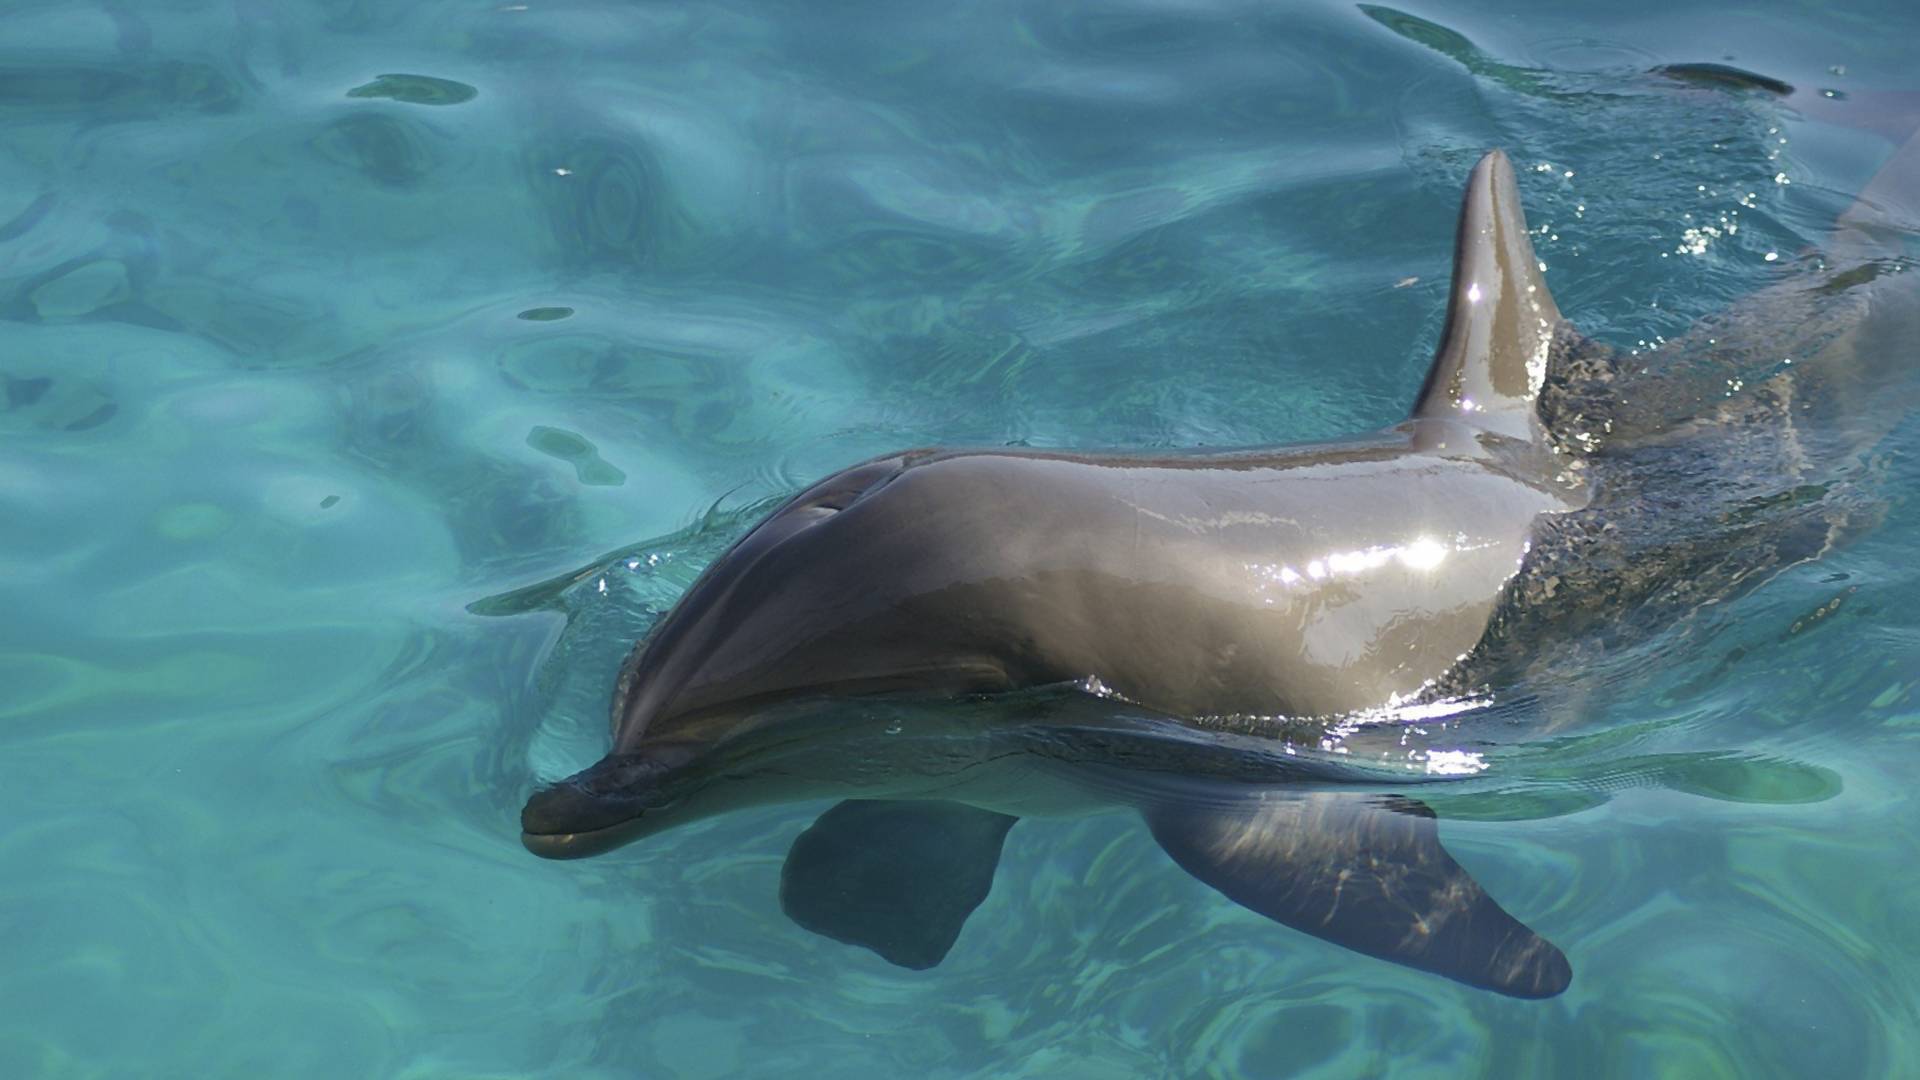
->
(516, 117, 1918, 998)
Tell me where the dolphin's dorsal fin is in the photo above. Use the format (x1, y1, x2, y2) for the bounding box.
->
(1413, 150, 1564, 442)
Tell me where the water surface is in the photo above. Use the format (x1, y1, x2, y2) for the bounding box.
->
(4, 0, 1920, 1075)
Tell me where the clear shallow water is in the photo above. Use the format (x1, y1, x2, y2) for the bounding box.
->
(4, 0, 1920, 1075)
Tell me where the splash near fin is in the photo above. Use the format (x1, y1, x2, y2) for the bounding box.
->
(1145, 791, 1571, 998)
(1413, 150, 1565, 442)
(779, 800, 1019, 970)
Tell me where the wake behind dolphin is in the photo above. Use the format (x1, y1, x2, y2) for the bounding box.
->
(507, 107, 1918, 998)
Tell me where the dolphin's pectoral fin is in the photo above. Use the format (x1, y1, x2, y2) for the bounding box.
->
(779, 799, 1019, 970)
(1144, 791, 1570, 998)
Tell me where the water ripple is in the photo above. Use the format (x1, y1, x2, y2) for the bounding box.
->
(6, 0, 1920, 1074)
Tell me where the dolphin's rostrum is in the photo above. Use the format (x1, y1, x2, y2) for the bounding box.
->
(518, 132, 1917, 999)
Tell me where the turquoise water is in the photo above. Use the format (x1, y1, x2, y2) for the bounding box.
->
(5, 0, 1920, 1075)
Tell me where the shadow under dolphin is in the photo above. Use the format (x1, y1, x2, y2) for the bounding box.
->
(511, 110, 1919, 997)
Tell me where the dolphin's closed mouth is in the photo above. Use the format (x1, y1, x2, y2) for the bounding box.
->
(520, 818, 645, 860)
(518, 803, 652, 860)
(520, 761, 665, 858)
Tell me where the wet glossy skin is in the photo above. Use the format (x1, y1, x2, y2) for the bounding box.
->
(515, 84, 1920, 1000)
(613, 425, 1574, 745)
(524, 150, 1582, 846)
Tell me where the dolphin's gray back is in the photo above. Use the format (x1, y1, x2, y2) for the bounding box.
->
(605, 149, 1590, 747)
(845, 432, 1573, 720)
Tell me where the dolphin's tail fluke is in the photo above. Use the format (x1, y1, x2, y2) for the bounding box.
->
(1146, 790, 1571, 998)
